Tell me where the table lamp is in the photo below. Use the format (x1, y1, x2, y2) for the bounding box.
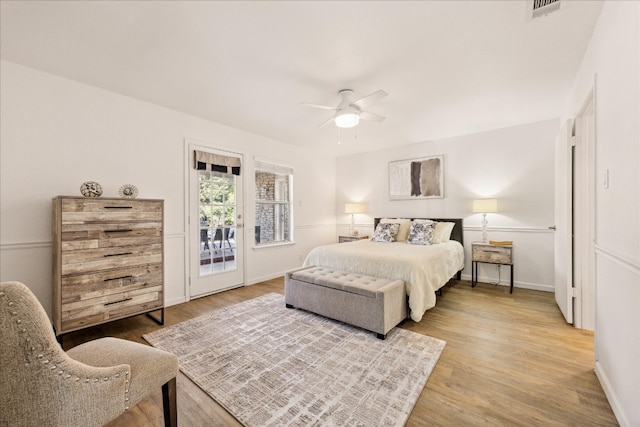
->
(345, 203, 367, 236)
(473, 198, 498, 243)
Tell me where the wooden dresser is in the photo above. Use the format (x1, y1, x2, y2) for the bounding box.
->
(52, 196, 165, 338)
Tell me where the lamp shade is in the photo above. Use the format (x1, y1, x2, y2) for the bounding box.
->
(472, 198, 498, 213)
(345, 203, 367, 214)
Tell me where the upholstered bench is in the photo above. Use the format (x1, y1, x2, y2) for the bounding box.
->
(284, 266, 406, 339)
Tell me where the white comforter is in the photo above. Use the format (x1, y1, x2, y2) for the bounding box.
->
(303, 239, 464, 322)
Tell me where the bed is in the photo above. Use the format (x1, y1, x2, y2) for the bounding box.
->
(303, 218, 464, 322)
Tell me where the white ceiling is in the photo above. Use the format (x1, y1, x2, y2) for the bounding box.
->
(0, 1, 603, 157)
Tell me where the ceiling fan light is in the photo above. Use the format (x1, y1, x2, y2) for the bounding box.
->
(334, 112, 360, 128)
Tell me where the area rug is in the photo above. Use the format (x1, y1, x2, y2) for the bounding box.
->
(143, 293, 445, 426)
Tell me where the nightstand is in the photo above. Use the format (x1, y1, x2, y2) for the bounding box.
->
(471, 242, 514, 293)
(338, 235, 369, 243)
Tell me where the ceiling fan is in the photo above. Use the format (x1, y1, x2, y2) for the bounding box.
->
(301, 89, 388, 129)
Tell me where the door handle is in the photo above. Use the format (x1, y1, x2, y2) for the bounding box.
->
(549, 225, 557, 231)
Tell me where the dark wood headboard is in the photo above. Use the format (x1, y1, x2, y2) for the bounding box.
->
(373, 217, 464, 248)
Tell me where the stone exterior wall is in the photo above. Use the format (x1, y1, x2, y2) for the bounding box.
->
(255, 171, 290, 243)
(256, 172, 275, 243)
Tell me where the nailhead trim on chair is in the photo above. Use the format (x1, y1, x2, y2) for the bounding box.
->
(1, 285, 130, 400)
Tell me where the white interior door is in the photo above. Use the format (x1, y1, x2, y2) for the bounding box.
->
(189, 145, 244, 298)
(554, 119, 574, 323)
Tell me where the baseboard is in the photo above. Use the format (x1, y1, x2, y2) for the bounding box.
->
(459, 273, 553, 292)
(594, 361, 628, 427)
(165, 296, 187, 307)
(246, 270, 291, 286)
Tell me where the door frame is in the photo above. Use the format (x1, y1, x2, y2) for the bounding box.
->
(183, 139, 246, 301)
(572, 85, 596, 330)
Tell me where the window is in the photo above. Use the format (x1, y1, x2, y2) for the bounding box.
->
(254, 160, 293, 245)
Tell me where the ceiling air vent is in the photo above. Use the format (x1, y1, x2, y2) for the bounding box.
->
(532, 0, 561, 18)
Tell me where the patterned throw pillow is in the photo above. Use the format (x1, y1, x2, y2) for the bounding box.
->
(371, 222, 400, 243)
(380, 218, 411, 242)
(407, 221, 434, 245)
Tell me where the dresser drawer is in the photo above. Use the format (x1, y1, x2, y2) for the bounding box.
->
(61, 243, 162, 275)
(472, 244, 512, 264)
(60, 287, 163, 332)
(60, 223, 162, 250)
(61, 198, 162, 223)
(60, 263, 163, 305)
(338, 235, 369, 243)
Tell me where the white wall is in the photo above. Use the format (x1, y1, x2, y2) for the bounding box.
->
(0, 60, 336, 314)
(561, 2, 639, 426)
(336, 119, 559, 291)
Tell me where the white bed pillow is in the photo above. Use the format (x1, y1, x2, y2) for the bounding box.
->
(406, 221, 435, 245)
(413, 219, 434, 224)
(380, 218, 411, 242)
(432, 221, 455, 244)
(371, 222, 400, 243)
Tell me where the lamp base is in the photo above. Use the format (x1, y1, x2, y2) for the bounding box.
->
(349, 214, 355, 236)
(481, 213, 489, 243)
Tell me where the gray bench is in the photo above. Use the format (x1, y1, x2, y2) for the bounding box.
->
(284, 266, 407, 339)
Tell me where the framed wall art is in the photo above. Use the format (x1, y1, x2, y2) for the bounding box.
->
(389, 155, 444, 200)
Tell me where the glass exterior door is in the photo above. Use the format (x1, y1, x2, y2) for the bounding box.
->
(189, 146, 244, 298)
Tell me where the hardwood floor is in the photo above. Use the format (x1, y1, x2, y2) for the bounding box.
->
(61, 279, 618, 426)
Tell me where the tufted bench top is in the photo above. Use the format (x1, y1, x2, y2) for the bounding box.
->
(290, 266, 401, 299)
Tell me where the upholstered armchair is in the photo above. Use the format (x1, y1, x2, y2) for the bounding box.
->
(0, 281, 179, 427)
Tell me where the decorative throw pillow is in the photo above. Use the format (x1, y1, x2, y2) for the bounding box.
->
(380, 218, 411, 242)
(432, 222, 455, 244)
(371, 222, 400, 243)
(407, 221, 435, 245)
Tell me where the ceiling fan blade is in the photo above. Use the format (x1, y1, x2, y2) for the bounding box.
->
(352, 90, 388, 109)
(301, 102, 337, 111)
(316, 115, 335, 128)
(359, 111, 386, 122)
